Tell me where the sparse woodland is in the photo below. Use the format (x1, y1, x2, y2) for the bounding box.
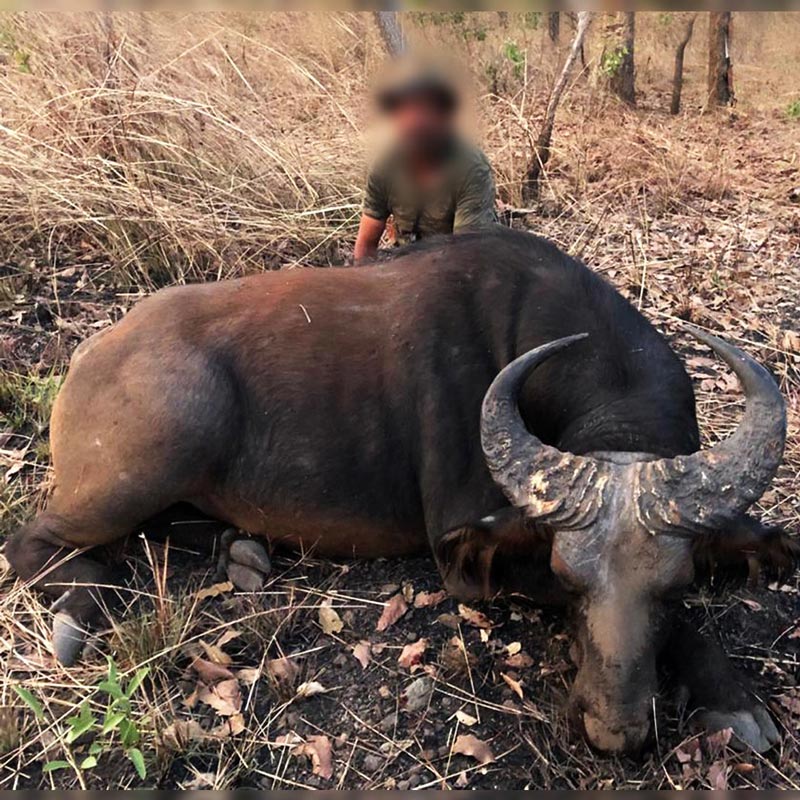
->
(0, 11, 798, 790)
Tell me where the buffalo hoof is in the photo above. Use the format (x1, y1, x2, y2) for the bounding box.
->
(227, 562, 266, 593)
(52, 611, 87, 666)
(222, 536, 271, 593)
(699, 705, 780, 753)
(229, 539, 272, 575)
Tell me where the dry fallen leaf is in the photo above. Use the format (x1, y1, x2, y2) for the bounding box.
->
(319, 602, 344, 635)
(708, 761, 728, 790)
(236, 667, 261, 686)
(293, 735, 334, 780)
(455, 709, 478, 727)
(376, 594, 408, 632)
(161, 719, 207, 750)
(452, 733, 494, 765)
(190, 657, 235, 684)
(198, 678, 242, 717)
(501, 672, 524, 699)
(776, 693, 800, 715)
(210, 713, 246, 738)
(353, 640, 372, 670)
(397, 638, 427, 671)
(506, 641, 522, 656)
(267, 657, 299, 686)
(295, 680, 329, 699)
(704, 726, 733, 753)
(182, 773, 216, 790)
(199, 640, 232, 666)
(194, 581, 234, 601)
(504, 652, 534, 669)
(457, 604, 493, 629)
(414, 589, 448, 608)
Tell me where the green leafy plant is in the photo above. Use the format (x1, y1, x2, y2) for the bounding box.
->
(503, 40, 525, 79)
(787, 99, 800, 119)
(601, 45, 629, 77)
(523, 12, 542, 29)
(0, 368, 62, 434)
(14, 658, 150, 781)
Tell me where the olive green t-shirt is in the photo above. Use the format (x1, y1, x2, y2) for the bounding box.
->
(362, 139, 497, 245)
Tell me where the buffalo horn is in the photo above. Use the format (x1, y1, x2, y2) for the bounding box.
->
(480, 334, 613, 530)
(634, 328, 786, 535)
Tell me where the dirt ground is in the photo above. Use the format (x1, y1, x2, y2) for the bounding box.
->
(1, 107, 799, 788)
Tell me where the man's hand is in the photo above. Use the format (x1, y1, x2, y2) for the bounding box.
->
(354, 214, 386, 263)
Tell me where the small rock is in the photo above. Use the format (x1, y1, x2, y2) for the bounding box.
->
(363, 754, 383, 773)
(402, 676, 433, 712)
(397, 780, 411, 791)
(379, 712, 398, 732)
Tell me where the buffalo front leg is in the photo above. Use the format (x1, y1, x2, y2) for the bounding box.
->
(5, 512, 122, 666)
(663, 617, 779, 753)
(434, 507, 567, 604)
(214, 529, 272, 592)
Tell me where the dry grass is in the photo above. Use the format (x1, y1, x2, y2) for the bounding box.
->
(0, 10, 798, 790)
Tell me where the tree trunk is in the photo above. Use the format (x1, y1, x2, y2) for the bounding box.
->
(374, 12, 405, 57)
(548, 13, 560, 43)
(523, 12, 592, 203)
(604, 12, 636, 104)
(706, 11, 734, 109)
(670, 14, 697, 115)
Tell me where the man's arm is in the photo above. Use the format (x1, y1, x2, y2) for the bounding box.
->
(453, 156, 497, 233)
(355, 161, 390, 263)
(354, 214, 386, 263)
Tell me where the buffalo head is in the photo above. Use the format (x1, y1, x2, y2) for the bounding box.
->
(480, 328, 786, 754)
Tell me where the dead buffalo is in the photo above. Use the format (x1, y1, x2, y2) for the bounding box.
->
(5, 228, 792, 754)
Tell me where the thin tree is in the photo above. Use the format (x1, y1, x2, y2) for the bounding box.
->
(706, 11, 734, 109)
(670, 13, 697, 115)
(374, 11, 405, 57)
(523, 12, 592, 203)
(603, 12, 635, 105)
(548, 12, 560, 44)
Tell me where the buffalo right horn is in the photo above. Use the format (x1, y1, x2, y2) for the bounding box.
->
(480, 334, 613, 530)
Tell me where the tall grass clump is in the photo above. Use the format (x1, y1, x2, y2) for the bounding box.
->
(0, 13, 378, 285)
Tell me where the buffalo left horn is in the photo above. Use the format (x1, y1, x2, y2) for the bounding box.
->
(480, 333, 614, 530)
(634, 328, 786, 536)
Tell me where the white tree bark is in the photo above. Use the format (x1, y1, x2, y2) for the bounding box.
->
(374, 12, 406, 57)
(524, 11, 592, 201)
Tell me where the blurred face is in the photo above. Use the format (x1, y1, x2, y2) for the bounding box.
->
(386, 93, 455, 158)
(548, 452, 696, 754)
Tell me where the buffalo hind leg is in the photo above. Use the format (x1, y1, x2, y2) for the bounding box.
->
(214, 529, 272, 592)
(5, 511, 125, 665)
(663, 617, 779, 753)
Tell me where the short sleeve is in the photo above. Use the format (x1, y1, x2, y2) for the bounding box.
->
(363, 163, 390, 221)
(453, 154, 497, 232)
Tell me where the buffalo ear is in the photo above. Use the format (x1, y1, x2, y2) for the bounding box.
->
(693, 515, 799, 586)
(435, 526, 500, 602)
